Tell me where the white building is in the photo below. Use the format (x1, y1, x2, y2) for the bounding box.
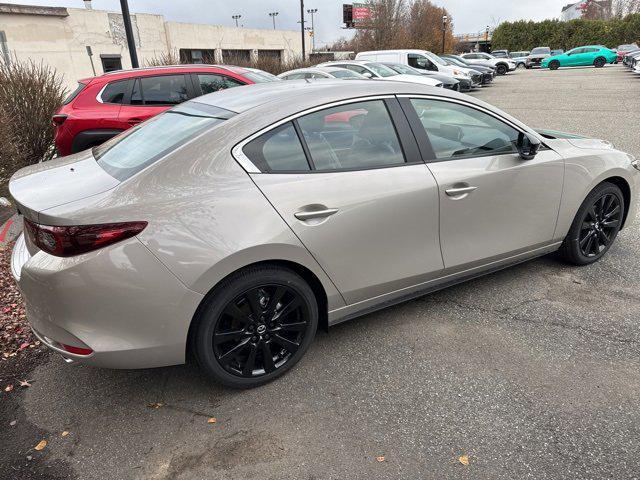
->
(561, 1, 612, 21)
(0, 2, 310, 90)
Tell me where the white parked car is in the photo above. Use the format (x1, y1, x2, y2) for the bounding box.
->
(315, 60, 443, 87)
(460, 52, 516, 75)
(278, 66, 367, 80)
(354, 50, 477, 86)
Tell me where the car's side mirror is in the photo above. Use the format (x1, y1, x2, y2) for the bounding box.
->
(362, 71, 374, 78)
(517, 132, 541, 160)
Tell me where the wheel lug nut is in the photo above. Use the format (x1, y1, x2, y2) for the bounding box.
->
(264, 334, 270, 340)
(251, 335, 258, 342)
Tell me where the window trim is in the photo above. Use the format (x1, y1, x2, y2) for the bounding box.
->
(397, 94, 550, 163)
(233, 95, 422, 174)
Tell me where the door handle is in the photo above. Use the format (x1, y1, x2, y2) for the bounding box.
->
(128, 118, 143, 125)
(445, 186, 478, 197)
(294, 208, 339, 221)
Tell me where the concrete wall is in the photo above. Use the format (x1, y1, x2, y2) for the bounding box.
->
(0, 4, 309, 92)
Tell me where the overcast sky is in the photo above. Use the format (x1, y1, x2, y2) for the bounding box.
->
(5, 0, 573, 47)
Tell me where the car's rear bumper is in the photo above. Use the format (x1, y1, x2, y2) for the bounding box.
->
(12, 234, 203, 369)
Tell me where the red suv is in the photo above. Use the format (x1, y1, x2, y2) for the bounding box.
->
(53, 65, 279, 156)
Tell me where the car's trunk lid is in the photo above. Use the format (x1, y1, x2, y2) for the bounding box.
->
(9, 150, 119, 223)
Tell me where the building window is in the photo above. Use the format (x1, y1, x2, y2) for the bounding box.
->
(100, 55, 122, 73)
(179, 49, 216, 64)
(222, 49, 251, 63)
(258, 50, 282, 63)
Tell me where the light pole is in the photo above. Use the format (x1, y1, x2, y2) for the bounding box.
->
(232, 14, 242, 27)
(300, 0, 306, 60)
(268, 12, 279, 30)
(441, 14, 448, 54)
(485, 25, 490, 51)
(307, 8, 318, 52)
(119, 0, 139, 68)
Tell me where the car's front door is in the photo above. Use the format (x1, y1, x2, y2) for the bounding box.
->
(400, 96, 564, 269)
(565, 48, 585, 66)
(244, 98, 444, 304)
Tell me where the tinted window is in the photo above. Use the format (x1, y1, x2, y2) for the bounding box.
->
(410, 99, 519, 160)
(341, 64, 369, 75)
(197, 74, 243, 94)
(94, 103, 234, 180)
(100, 80, 127, 104)
(138, 75, 188, 105)
(297, 100, 405, 170)
(241, 70, 280, 83)
(531, 47, 551, 55)
(63, 83, 86, 105)
(408, 54, 436, 71)
(244, 122, 309, 172)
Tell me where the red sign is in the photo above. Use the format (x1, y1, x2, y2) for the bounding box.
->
(352, 3, 373, 23)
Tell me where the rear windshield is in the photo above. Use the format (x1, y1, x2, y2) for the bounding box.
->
(63, 82, 86, 105)
(364, 63, 397, 77)
(331, 69, 361, 78)
(94, 102, 235, 181)
(531, 47, 551, 55)
(242, 70, 281, 83)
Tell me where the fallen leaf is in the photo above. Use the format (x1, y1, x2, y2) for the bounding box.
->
(4, 384, 13, 392)
(458, 455, 469, 466)
(146, 402, 164, 409)
(19, 380, 31, 388)
(34, 440, 47, 451)
(207, 417, 217, 424)
(19, 342, 30, 350)
(376, 456, 385, 462)
(61, 431, 70, 437)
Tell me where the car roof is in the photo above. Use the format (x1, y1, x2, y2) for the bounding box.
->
(80, 64, 252, 84)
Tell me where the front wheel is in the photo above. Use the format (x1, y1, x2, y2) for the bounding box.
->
(193, 266, 318, 388)
(549, 60, 560, 70)
(594, 56, 606, 68)
(558, 182, 625, 265)
(496, 64, 508, 75)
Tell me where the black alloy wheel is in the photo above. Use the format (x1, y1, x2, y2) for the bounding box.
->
(193, 266, 318, 388)
(577, 193, 622, 258)
(594, 56, 606, 68)
(559, 182, 625, 265)
(549, 60, 560, 70)
(496, 64, 508, 75)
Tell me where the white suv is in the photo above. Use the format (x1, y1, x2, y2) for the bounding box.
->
(460, 52, 516, 75)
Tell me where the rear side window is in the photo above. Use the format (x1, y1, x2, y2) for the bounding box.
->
(130, 75, 189, 106)
(197, 74, 244, 94)
(243, 123, 310, 172)
(63, 83, 86, 105)
(94, 102, 235, 180)
(100, 80, 128, 104)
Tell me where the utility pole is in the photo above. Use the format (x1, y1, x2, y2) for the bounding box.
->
(300, 0, 306, 60)
(232, 14, 242, 27)
(268, 12, 279, 30)
(119, 0, 139, 68)
(441, 14, 448, 54)
(307, 8, 318, 52)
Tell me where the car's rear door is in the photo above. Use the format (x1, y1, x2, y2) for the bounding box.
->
(118, 74, 194, 128)
(399, 95, 564, 270)
(242, 97, 444, 304)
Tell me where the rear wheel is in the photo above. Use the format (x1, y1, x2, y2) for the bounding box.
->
(496, 64, 508, 75)
(193, 266, 318, 388)
(549, 60, 560, 70)
(594, 56, 606, 68)
(558, 182, 625, 265)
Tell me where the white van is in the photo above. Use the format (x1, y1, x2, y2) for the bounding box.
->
(355, 49, 475, 84)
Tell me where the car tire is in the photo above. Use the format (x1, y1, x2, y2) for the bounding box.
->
(549, 60, 560, 70)
(192, 265, 318, 388)
(558, 182, 625, 266)
(496, 64, 508, 75)
(594, 56, 606, 68)
(516, 62, 525, 69)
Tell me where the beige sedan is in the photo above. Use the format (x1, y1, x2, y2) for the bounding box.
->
(10, 79, 639, 388)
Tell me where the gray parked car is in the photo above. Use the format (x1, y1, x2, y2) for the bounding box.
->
(526, 47, 552, 68)
(380, 62, 460, 90)
(10, 80, 639, 388)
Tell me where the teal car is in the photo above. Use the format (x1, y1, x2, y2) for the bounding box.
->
(542, 45, 617, 70)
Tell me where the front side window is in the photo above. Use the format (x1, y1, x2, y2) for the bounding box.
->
(100, 80, 128, 104)
(408, 54, 436, 71)
(134, 75, 188, 105)
(94, 103, 234, 180)
(341, 64, 369, 75)
(197, 74, 244, 94)
(364, 63, 396, 77)
(297, 100, 405, 170)
(243, 122, 310, 172)
(410, 99, 519, 160)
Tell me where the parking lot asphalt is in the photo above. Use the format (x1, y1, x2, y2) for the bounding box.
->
(4, 65, 640, 480)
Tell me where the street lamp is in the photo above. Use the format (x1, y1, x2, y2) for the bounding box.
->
(441, 14, 448, 54)
(307, 8, 318, 52)
(268, 12, 279, 30)
(300, 0, 306, 60)
(232, 14, 242, 27)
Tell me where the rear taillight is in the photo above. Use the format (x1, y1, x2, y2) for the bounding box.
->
(61, 344, 93, 356)
(23, 219, 147, 257)
(52, 114, 67, 126)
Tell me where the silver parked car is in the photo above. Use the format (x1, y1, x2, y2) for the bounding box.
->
(10, 80, 640, 388)
(278, 66, 366, 80)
